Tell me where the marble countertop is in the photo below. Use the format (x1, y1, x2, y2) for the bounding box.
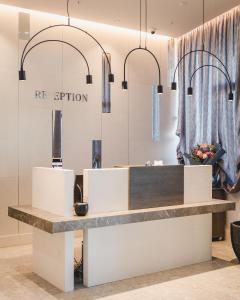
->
(8, 199, 235, 234)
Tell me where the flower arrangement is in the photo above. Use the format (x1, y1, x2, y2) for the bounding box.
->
(184, 143, 226, 188)
(184, 143, 225, 166)
(191, 144, 216, 163)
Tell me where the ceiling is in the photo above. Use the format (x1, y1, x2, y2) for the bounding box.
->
(1, 0, 240, 37)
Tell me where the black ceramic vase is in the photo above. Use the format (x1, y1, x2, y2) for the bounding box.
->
(74, 202, 88, 217)
(231, 221, 240, 261)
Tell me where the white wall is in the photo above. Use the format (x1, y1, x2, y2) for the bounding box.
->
(0, 5, 178, 245)
(0, 7, 19, 246)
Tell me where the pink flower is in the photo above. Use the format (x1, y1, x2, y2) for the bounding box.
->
(202, 153, 208, 159)
(205, 152, 213, 158)
(197, 151, 203, 158)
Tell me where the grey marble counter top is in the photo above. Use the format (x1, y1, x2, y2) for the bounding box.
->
(8, 200, 235, 234)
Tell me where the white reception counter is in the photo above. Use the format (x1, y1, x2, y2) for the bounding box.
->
(8, 166, 235, 292)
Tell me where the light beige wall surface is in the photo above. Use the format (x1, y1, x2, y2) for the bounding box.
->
(0, 7, 19, 241)
(0, 6, 178, 246)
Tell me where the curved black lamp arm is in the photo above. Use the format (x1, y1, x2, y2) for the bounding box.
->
(190, 64, 233, 92)
(20, 24, 112, 73)
(21, 39, 90, 75)
(172, 49, 232, 84)
(123, 47, 161, 84)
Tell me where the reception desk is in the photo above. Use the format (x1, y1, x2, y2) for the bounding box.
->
(8, 166, 235, 292)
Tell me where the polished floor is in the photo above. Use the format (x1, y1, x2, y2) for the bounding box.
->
(0, 239, 239, 300)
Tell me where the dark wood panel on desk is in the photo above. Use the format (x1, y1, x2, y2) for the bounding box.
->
(129, 165, 184, 210)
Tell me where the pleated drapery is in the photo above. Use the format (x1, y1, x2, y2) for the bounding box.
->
(176, 6, 240, 184)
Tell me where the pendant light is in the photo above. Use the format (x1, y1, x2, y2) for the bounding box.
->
(19, 0, 114, 83)
(171, 0, 234, 101)
(19, 39, 92, 84)
(122, 0, 163, 94)
(187, 65, 233, 100)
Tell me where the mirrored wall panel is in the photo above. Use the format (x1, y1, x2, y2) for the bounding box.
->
(52, 110, 63, 168)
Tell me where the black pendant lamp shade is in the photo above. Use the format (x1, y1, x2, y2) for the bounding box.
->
(19, 68, 26, 81)
(229, 91, 234, 101)
(187, 65, 234, 101)
(171, 81, 177, 91)
(86, 74, 93, 84)
(187, 87, 193, 96)
(122, 81, 128, 90)
(171, 0, 234, 102)
(18, 0, 114, 84)
(157, 85, 163, 94)
(108, 73, 114, 83)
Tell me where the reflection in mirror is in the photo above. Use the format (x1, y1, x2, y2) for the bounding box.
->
(152, 85, 160, 142)
(52, 110, 63, 168)
(18, 12, 30, 40)
(102, 53, 111, 113)
(92, 140, 102, 169)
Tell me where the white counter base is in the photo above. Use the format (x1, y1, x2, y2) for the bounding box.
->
(83, 166, 213, 287)
(32, 167, 75, 292)
(84, 214, 212, 287)
(33, 228, 74, 292)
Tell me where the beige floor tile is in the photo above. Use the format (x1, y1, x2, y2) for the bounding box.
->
(0, 240, 239, 300)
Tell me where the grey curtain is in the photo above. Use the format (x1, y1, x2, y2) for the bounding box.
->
(176, 6, 240, 184)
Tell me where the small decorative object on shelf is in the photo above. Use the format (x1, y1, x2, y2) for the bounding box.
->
(74, 182, 88, 217)
(74, 202, 88, 217)
(231, 221, 240, 262)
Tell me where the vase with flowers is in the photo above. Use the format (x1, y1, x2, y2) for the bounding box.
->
(184, 143, 226, 188)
